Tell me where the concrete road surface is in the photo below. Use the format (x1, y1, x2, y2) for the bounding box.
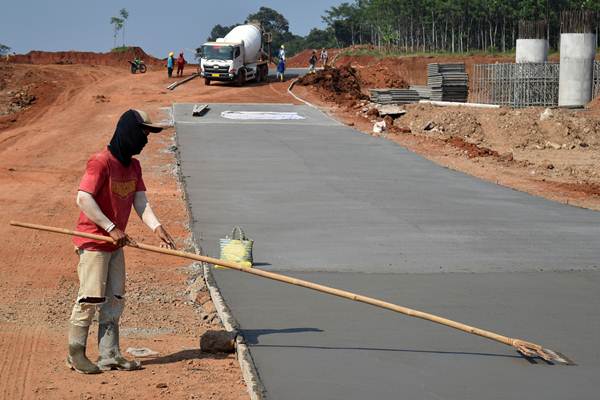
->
(175, 103, 600, 399)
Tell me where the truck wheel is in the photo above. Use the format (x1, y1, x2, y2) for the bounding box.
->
(260, 65, 268, 82)
(236, 70, 245, 86)
(204, 78, 211, 86)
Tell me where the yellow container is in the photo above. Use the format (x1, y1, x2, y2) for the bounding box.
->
(217, 226, 253, 269)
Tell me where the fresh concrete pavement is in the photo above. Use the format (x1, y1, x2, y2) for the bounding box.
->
(174, 103, 600, 399)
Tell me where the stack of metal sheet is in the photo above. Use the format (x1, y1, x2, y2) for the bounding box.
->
(369, 88, 420, 104)
(409, 85, 432, 100)
(427, 63, 468, 102)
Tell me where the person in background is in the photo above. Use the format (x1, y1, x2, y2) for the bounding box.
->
(276, 58, 286, 82)
(176, 52, 186, 77)
(320, 48, 328, 67)
(278, 45, 286, 61)
(166, 52, 175, 78)
(308, 50, 318, 74)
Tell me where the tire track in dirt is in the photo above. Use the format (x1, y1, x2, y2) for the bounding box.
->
(0, 325, 43, 400)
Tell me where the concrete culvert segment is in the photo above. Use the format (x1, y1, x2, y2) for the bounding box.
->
(558, 33, 596, 106)
(559, 10, 597, 107)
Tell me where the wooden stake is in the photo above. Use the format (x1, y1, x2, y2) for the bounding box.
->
(9, 220, 573, 364)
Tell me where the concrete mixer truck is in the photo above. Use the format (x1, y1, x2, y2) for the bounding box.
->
(199, 23, 270, 86)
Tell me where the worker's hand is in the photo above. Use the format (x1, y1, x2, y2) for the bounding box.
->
(154, 225, 176, 249)
(108, 228, 129, 247)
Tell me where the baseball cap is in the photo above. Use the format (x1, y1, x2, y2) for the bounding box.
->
(132, 109, 163, 133)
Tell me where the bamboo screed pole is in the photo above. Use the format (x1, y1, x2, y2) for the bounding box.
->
(9, 221, 573, 364)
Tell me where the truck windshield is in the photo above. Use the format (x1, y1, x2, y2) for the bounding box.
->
(202, 45, 233, 60)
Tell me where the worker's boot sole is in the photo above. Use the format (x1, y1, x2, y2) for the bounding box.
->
(97, 358, 142, 371)
(66, 357, 102, 374)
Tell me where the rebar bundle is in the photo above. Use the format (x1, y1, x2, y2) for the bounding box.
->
(518, 20, 547, 39)
(560, 10, 596, 34)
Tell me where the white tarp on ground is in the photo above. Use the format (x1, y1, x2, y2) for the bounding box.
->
(220, 111, 305, 120)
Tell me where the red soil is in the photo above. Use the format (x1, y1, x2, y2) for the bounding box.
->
(10, 47, 164, 68)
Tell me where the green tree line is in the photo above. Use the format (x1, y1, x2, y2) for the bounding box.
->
(321, 0, 599, 53)
(206, 2, 599, 58)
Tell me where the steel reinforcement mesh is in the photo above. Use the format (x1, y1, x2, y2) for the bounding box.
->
(594, 61, 600, 99)
(471, 63, 559, 107)
(472, 61, 600, 107)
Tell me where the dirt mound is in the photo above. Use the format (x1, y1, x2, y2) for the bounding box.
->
(286, 48, 340, 68)
(360, 58, 409, 88)
(0, 64, 61, 130)
(296, 65, 368, 105)
(334, 52, 513, 89)
(10, 47, 163, 68)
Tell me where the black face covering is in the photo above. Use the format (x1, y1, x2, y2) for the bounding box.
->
(108, 110, 148, 166)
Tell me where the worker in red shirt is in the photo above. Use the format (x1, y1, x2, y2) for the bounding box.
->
(176, 52, 186, 77)
(67, 109, 176, 374)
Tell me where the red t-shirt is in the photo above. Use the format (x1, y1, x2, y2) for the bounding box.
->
(73, 149, 146, 251)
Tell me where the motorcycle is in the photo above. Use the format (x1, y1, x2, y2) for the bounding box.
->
(129, 60, 147, 74)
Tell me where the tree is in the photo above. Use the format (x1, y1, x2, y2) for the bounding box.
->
(207, 24, 239, 41)
(0, 43, 10, 56)
(247, 7, 294, 56)
(110, 16, 124, 49)
(119, 8, 129, 47)
(303, 28, 337, 50)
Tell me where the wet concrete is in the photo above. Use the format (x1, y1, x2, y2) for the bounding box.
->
(175, 103, 600, 399)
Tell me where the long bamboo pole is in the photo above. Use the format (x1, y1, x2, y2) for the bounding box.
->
(9, 221, 572, 364)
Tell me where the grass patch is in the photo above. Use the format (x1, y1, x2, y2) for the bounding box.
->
(339, 47, 518, 59)
(111, 46, 132, 53)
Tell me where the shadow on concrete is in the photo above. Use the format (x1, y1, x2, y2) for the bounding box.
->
(249, 343, 527, 361)
(251, 262, 272, 267)
(241, 327, 324, 345)
(141, 349, 230, 366)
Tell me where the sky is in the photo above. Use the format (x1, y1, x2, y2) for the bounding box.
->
(0, 0, 344, 57)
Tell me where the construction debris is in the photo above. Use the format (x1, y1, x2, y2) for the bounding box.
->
(372, 120, 386, 134)
(369, 88, 420, 104)
(296, 65, 368, 104)
(166, 73, 200, 91)
(192, 104, 208, 117)
(375, 104, 407, 117)
(126, 347, 159, 358)
(199, 330, 236, 353)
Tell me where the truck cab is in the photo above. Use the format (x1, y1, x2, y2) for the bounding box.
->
(200, 42, 244, 83)
(199, 24, 269, 86)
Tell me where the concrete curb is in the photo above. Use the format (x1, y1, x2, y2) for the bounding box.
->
(287, 78, 317, 108)
(172, 105, 266, 400)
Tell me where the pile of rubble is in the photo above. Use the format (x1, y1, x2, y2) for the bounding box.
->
(1, 86, 36, 116)
(296, 65, 368, 105)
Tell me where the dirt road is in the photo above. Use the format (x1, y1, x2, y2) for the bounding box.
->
(0, 63, 296, 400)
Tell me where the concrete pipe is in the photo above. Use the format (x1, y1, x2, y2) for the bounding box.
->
(515, 39, 548, 63)
(558, 33, 597, 107)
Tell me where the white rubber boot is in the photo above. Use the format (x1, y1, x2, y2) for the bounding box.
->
(67, 324, 101, 374)
(97, 321, 141, 371)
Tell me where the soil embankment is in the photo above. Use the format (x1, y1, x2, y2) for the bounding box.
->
(10, 47, 164, 67)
